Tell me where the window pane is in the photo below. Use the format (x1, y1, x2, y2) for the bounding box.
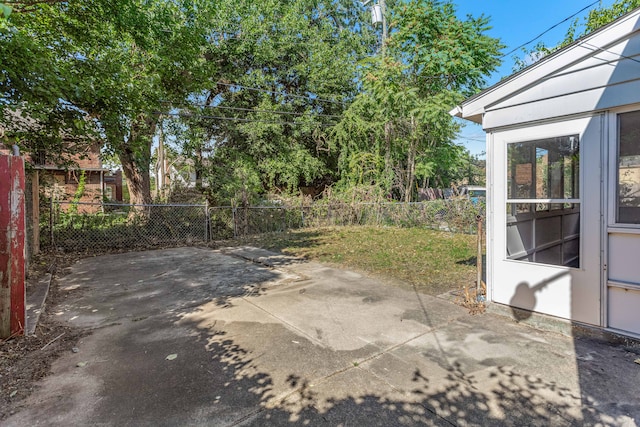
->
(536, 147, 549, 198)
(508, 136, 579, 200)
(506, 135, 580, 268)
(618, 111, 640, 224)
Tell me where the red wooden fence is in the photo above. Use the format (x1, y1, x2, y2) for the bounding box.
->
(0, 155, 26, 339)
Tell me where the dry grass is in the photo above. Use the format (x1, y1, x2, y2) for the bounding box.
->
(230, 225, 482, 297)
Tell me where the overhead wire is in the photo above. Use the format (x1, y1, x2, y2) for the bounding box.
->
(157, 111, 336, 127)
(162, 102, 342, 118)
(214, 82, 346, 105)
(580, 41, 640, 65)
(168, 2, 619, 126)
(500, 0, 602, 58)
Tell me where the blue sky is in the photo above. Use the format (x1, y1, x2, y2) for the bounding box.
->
(453, 0, 618, 156)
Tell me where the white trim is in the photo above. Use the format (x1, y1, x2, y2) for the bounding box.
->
(608, 110, 619, 228)
(483, 111, 603, 133)
(607, 104, 640, 228)
(456, 9, 640, 121)
(600, 112, 609, 329)
(487, 131, 494, 303)
(492, 116, 602, 325)
(506, 199, 580, 204)
(608, 226, 640, 234)
(608, 280, 640, 291)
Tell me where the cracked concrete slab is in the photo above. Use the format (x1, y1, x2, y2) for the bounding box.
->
(4, 247, 639, 426)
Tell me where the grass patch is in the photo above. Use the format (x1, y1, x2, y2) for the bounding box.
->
(228, 225, 480, 297)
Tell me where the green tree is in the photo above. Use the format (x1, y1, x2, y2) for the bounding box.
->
(332, 0, 501, 201)
(1, 0, 222, 205)
(170, 0, 376, 204)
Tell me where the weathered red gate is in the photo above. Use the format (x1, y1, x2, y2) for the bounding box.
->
(0, 154, 26, 338)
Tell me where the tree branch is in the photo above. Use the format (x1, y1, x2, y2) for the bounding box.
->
(3, 0, 66, 13)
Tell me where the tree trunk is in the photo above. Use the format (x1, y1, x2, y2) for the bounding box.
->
(120, 148, 152, 206)
(384, 121, 392, 196)
(118, 117, 156, 207)
(404, 118, 417, 203)
(195, 147, 203, 190)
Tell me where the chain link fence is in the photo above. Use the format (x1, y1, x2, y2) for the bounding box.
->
(40, 199, 485, 253)
(43, 202, 208, 252)
(299, 200, 484, 232)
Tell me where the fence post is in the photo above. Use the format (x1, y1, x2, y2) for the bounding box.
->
(204, 200, 209, 242)
(0, 155, 26, 338)
(31, 170, 40, 255)
(281, 207, 286, 232)
(49, 197, 54, 247)
(232, 206, 237, 238)
(476, 214, 484, 302)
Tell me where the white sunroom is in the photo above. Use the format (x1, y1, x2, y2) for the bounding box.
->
(452, 7, 640, 338)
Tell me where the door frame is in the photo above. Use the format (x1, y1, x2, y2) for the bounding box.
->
(487, 113, 604, 326)
(605, 105, 640, 336)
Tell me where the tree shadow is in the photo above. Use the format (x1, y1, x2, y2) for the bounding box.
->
(508, 270, 570, 321)
(164, 306, 596, 426)
(25, 246, 638, 426)
(147, 269, 631, 426)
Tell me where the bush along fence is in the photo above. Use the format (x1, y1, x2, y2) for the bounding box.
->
(40, 199, 485, 253)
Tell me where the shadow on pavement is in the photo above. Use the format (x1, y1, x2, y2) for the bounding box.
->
(5, 247, 638, 426)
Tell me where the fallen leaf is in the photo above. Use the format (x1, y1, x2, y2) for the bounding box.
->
(76, 362, 87, 367)
(9, 390, 17, 398)
(635, 358, 640, 365)
(166, 354, 178, 361)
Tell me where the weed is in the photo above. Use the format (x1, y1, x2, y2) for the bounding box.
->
(232, 226, 482, 297)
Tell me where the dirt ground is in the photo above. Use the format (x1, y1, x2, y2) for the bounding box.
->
(0, 254, 86, 421)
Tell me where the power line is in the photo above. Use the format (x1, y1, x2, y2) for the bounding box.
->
(581, 41, 640, 65)
(501, 0, 601, 58)
(163, 102, 342, 119)
(157, 111, 336, 127)
(215, 82, 346, 105)
(458, 136, 486, 143)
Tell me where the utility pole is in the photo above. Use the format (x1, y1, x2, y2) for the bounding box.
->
(364, 0, 393, 197)
(366, 0, 387, 54)
(157, 118, 165, 199)
(377, 0, 391, 197)
(380, 0, 387, 54)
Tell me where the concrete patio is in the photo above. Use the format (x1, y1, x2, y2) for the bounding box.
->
(4, 247, 639, 426)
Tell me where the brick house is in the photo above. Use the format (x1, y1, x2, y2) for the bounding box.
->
(1, 117, 123, 214)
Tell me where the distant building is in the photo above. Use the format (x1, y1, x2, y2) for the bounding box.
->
(0, 111, 123, 212)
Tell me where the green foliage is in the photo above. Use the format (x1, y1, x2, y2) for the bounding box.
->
(68, 170, 86, 214)
(1, 0, 223, 203)
(513, 0, 640, 72)
(48, 203, 208, 252)
(583, 0, 640, 32)
(235, 225, 479, 296)
(0, 3, 11, 20)
(172, 0, 375, 204)
(203, 154, 263, 207)
(2, 0, 499, 208)
(331, 0, 502, 200)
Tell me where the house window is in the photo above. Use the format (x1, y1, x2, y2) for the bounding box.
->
(506, 135, 580, 267)
(617, 111, 640, 224)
